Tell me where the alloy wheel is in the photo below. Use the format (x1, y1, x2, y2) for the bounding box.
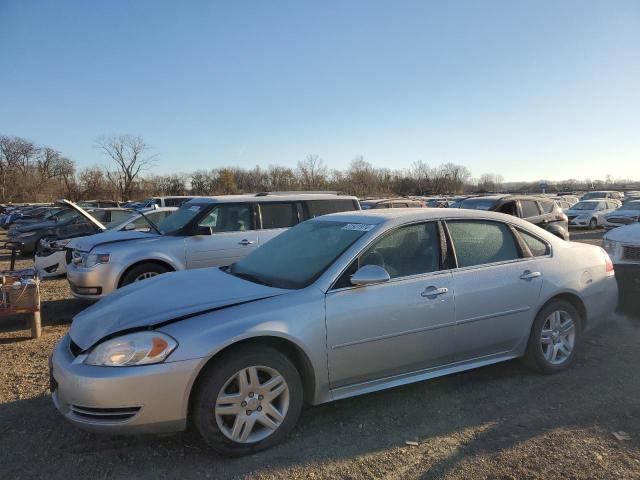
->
(215, 365, 290, 443)
(134, 272, 158, 281)
(540, 310, 575, 365)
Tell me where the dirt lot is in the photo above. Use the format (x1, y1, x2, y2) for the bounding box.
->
(1, 228, 639, 480)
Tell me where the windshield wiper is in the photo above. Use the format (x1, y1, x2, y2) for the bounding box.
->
(228, 270, 274, 287)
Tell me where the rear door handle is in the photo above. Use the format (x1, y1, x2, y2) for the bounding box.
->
(238, 239, 255, 246)
(421, 286, 448, 298)
(520, 270, 542, 280)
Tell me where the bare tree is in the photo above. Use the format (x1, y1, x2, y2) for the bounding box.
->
(95, 134, 157, 200)
(297, 154, 328, 190)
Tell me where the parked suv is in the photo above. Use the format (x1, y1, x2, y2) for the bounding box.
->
(459, 195, 569, 240)
(360, 198, 424, 209)
(66, 193, 360, 298)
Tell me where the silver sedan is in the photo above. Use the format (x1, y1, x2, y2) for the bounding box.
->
(51, 209, 618, 455)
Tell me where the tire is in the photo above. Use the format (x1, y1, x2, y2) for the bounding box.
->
(120, 262, 169, 286)
(589, 218, 597, 229)
(523, 300, 582, 374)
(192, 345, 304, 456)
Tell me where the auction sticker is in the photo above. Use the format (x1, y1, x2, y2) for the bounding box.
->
(342, 223, 375, 232)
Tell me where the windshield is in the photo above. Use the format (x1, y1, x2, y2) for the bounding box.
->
(54, 209, 77, 222)
(158, 204, 204, 234)
(230, 220, 373, 289)
(581, 192, 607, 200)
(571, 201, 598, 211)
(459, 198, 498, 211)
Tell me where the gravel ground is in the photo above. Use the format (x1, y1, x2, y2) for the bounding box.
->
(1, 228, 639, 480)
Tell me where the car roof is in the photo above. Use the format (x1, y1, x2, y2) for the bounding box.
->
(315, 207, 537, 229)
(186, 194, 358, 204)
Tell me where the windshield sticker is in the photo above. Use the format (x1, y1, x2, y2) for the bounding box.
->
(188, 206, 201, 212)
(342, 223, 375, 232)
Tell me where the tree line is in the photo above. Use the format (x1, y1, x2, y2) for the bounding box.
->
(1, 133, 638, 203)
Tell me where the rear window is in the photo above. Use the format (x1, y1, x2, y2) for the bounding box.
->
(459, 198, 499, 211)
(260, 203, 299, 229)
(306, 199, 357, 218)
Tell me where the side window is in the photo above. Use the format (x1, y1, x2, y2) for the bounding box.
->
(497, 201, 517, 216)
(447, 221, 521, 268)
(607, 201, 617, 210)
(538, 201, 555, 214)
(306, 199, 357, 218)
(198, 204, 252, 233)
(260, 203, 298, 229)
(154, 199, 162, 206)
(517, 228, 550, 257)
(90, 210, 109, 222)
(596, 202, 606, 211)
(359, 223, 441, 279)
(520, 200, 540, 218)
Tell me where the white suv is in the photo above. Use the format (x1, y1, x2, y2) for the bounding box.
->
(66, 193, 360, 298)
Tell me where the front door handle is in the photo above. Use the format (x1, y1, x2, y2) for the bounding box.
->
(421, 286, 448, 298)
(238, 239, 255, 246)
(520, 270, 542, 280)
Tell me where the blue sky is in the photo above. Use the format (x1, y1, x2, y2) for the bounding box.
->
(0, 0, 638, 181)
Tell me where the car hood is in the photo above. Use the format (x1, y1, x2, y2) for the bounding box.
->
(16, 219, 58, 233)
(57, 199, 106, 231)
(564, 209, 594, 216)
(69, 267, 288, 350)
(604, 223, 640, 243)
(69, 230, 159, 252)
(606, 210, 640, 218)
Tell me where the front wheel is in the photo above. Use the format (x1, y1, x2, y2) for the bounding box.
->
(589, 218, 598, 229)
(524, 300, 582, 373)
(192, 346, 303, 456)
(120, 263, 169, 286)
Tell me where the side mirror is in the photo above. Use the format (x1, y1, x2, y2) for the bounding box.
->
(123, 223, 136, 231)
(350, 264, 391, 286)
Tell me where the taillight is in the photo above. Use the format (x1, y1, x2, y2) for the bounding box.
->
(601, 248, 615, 275)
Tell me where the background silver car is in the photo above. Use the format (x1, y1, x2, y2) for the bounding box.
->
(66, 193, 360, 298)
(51, 209, 617, 455)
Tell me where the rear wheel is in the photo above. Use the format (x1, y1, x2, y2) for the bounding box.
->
(120, 263, 169, 286)
(192, 346, 303, 456)
(524, 300, 582, 373)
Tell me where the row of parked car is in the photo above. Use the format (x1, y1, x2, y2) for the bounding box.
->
(0, 191, 631, 455)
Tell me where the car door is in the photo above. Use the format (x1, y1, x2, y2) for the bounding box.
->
(256, 202, 301, 246)
(446, 220, 543, 361)
(325, 221, 456, 388)
(185, 203, 258, 268)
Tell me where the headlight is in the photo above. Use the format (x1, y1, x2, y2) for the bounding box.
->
(576, 214, 589, 220)
(84, 332, 178, 366)
(83, 252, 110, 268)
(603, 239, 617, 255)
